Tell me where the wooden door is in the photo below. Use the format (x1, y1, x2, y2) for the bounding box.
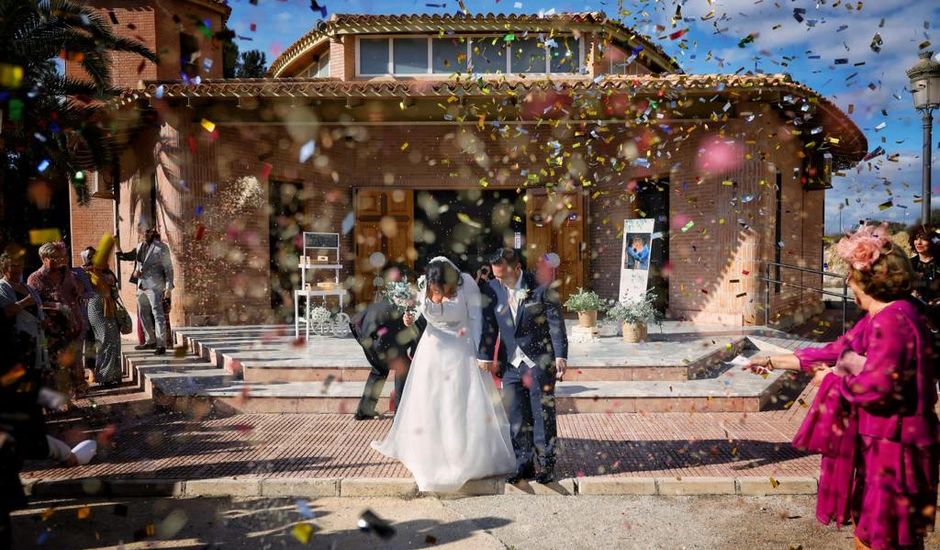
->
(354, 189, 414, 303)
(525, 189, 585, 302)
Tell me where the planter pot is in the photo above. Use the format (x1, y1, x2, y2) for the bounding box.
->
(577, 311, 598, 328)
(621, 321, 648, 343)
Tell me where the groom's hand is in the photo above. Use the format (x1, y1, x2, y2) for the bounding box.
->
(554, 358, 567, 381)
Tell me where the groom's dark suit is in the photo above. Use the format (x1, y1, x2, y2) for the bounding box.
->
(478, 271, 568, 476)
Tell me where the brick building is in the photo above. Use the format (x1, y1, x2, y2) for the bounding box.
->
(68, 7, 867, 328)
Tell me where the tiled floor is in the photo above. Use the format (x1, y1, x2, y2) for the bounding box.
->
(24, 384, 819, 482)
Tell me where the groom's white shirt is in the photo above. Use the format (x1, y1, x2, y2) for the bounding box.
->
(506, 276, 536, 369)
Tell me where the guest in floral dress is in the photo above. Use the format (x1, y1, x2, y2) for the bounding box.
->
(26, 242, 85, 395)
(748, 223, 938, 550)
(80, 247, 122, 386)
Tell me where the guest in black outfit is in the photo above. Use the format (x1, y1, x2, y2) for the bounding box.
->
(350, 263, 425, 420)
(909, 224, 939, 332)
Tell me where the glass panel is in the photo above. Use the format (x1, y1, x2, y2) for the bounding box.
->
(602, 44, 629, 75)
(393, 38, 428, 74)
(359, 38, 389, 75)
(432, 37, 468, 73)
(470, 37, 506, 73)
(549, 36, 581, 73)
(316, 55, 329, 77)
(510, 38, 546, 73)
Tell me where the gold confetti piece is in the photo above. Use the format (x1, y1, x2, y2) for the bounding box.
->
(292, 523, 314, 543)
(41, 508, 56, 521)
(769, 477, 780, 489)
(200, 118, 215, 133)
(77, 506, 92, 519)
(29, 228, 62, 245)
(400, 142, 409, 151)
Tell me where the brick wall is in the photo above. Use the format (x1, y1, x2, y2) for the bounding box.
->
(63, 0, 226, 87)
(103, 98, 829, 327)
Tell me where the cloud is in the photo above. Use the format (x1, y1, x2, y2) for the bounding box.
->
(828, 151, 940, 231)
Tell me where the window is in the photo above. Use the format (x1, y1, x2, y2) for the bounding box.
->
(549, 36, 581, 73)
(511, 38, 547, 73)
(432, 37, 468, 73)
(359, 38, 389, 75)
(470, 37, 507, 73)
(393, 38, 429, 74)
(316, 55, 329, 77)
(179, 33, 199, 79)
(356, 35, 581, 76)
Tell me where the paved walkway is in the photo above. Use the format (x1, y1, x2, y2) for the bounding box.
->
(25, 385, 819, 484)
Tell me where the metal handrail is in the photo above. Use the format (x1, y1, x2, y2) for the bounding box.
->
(761, 261, 849, 334)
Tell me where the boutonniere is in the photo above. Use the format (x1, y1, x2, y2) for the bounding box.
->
(513, 288, 530, 302)
(417, 275, 427, 290)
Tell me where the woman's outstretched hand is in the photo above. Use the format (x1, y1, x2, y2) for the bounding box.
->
(744, 356, 773, 375)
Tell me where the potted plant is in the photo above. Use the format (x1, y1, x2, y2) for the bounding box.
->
(606, 291, 663, 343)
(564, 288, 607, 328)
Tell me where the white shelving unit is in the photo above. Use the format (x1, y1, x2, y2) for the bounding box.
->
(294, 232, 347, 341)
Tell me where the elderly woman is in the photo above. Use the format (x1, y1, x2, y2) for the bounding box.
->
(0, 248, 47, 372)
(26, 242, 85, 394)
(80, 247, 122, 386)
(748, 223, 938, 550)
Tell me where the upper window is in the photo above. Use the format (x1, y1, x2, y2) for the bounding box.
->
(359, 38, 390, 75)
(302, 54, 330, 78)
(393, 38, 428, 73)
(432, 37, 468, 73)
(357, 35, 582, 76)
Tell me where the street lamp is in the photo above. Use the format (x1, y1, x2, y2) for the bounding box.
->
(906, 50, 940, 225)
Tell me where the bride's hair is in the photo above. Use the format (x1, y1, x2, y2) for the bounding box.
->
(425, 259, 463, 298)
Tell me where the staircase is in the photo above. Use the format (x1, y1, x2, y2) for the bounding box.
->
(123, 323, 812, 415)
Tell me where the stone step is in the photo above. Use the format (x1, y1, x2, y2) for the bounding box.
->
(127, 347, 801, 415)
(177, 330, 749, 383)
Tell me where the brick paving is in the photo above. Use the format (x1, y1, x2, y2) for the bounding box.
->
(24, 383, 820, 483)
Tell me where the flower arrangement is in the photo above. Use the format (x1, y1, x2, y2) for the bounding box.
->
(381, 279, 418, 314)
(309, 306, 333, 324)
(606, 291, 663, 325)
(563, 288, 607, 313)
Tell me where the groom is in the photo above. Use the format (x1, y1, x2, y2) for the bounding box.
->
(478, 248, 568, 484)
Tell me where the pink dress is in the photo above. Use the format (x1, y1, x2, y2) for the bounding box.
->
(794, 300, 938, 550)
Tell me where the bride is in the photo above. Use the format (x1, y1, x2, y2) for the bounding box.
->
(371, 256, 516, 492)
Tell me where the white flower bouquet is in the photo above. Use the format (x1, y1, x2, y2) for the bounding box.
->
(382, 278, 418, 315)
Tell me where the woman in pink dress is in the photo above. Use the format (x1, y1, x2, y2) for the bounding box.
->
(748, 223, 938, 550)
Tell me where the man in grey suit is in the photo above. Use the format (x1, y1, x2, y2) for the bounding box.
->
(117, 226, 174, 355)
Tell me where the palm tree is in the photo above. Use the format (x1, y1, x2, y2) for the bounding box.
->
(0, 0, 157, 206)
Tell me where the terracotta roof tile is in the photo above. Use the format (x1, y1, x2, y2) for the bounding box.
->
(117, 73, 865, 165)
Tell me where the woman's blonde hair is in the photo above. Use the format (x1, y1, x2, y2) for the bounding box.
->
(849, 243, 915, 302)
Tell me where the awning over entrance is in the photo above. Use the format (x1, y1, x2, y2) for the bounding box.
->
(112, 73, 867, 168)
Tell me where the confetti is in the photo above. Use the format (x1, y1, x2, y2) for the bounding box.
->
(680, 221, 695, 232)
(299, 140, 316, 163)
(292, 523, 314, 543)
(0, 63, 24, 88)
(358, 510, 396, 540)
(29, 228, 62, 245)
(200, 118, 216, 133)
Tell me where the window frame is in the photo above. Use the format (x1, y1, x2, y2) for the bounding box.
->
(355, 34, 584, 77)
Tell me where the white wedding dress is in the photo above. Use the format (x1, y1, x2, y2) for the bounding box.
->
(371, 266, 516, 492)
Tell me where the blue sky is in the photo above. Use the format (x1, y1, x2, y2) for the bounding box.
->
(224, 0, 940, 233)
